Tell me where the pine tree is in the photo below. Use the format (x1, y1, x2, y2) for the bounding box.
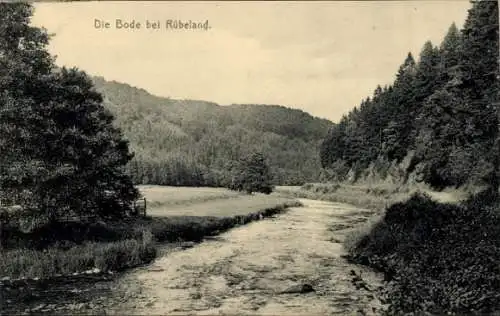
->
(319, 1, 499, 191)
(383, 53, 417, 161)
(320, 117, 347, 168)
(414, 41, 441, 103)
(460, 0, 499, 192)
(438, 23, 462, 86)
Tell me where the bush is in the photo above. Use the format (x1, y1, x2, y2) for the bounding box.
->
(347, 191, 500, 314)
(229, 152, 274, 194)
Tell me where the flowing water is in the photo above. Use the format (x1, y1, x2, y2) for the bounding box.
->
(101, 198, 386, 315)
(2, 198, 386, 315)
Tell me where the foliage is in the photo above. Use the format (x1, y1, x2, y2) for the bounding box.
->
(92, 78, 332, 187)
(0, 197, 299, 279)
(348, 191, 500, 314)
(0, 3, 138, 220)
(319, 161, 350, 182)
(320, 0, 499, 190)
(229, 152, 274, 194)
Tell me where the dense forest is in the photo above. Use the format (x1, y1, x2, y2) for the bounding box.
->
(320, 0, 499, 190)
(92, 77, 333, 187)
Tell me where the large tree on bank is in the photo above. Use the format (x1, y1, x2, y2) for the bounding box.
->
(230, 152, 273, 194)
(0, 3, 139, 221)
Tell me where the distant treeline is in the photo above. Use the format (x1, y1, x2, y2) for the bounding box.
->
(92, 78, 333, 187)
(320, 1, 499, 189)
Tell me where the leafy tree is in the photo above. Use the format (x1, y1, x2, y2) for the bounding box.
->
(0, 3, 138, 221)
(230, 152, 273, 194)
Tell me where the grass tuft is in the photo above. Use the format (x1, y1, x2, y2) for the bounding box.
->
(0, 230, 156, 279)
(0, 193, 301, 280)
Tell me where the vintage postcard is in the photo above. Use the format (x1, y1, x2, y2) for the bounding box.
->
(1, 1, 499, 315)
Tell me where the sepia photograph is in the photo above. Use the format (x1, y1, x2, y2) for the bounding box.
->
(0, 0, 499, 315)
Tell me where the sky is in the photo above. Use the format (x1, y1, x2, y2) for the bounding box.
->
(31, 1, 471, 123)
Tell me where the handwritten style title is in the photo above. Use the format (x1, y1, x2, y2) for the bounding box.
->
(94, 19, 211, 31)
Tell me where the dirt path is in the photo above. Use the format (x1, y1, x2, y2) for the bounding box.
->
(103, 199, 385, 315)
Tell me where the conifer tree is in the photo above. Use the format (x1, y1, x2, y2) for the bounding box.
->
(460, 0, 499, 191)
(438, 23, 462, 86)
(319, 0, 499, 190)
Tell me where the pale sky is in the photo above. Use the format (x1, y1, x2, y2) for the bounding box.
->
(31, 1, 471, 122)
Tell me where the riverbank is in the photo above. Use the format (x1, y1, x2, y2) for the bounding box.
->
(279, 182, 500, 314)
(1, 193, 302, 314)
(275, 183, 467, 211)
(347, 189, 500, 314)
(0, 189, 301, 282)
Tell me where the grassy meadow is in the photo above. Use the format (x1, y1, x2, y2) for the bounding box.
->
(0, 186, 301, 280)
(139, 185, 242, 208)
(144, 188, 295, 217)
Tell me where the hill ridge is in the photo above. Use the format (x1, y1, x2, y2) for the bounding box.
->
(91, 76, 334, 186)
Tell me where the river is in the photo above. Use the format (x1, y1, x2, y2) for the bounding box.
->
(2, 198, 386, 315)
(99, 198, 386, 315)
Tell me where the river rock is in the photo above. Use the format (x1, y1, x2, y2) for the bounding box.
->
(180, 241, 196, 249)
(280, 283, 315, 294)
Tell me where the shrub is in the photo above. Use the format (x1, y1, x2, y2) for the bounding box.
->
(229, 152, 274, 194)
(348, 191, 500, 314)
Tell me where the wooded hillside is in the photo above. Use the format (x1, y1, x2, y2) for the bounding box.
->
(92, 77, 333, 187)
(320, 1, 499, 190)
